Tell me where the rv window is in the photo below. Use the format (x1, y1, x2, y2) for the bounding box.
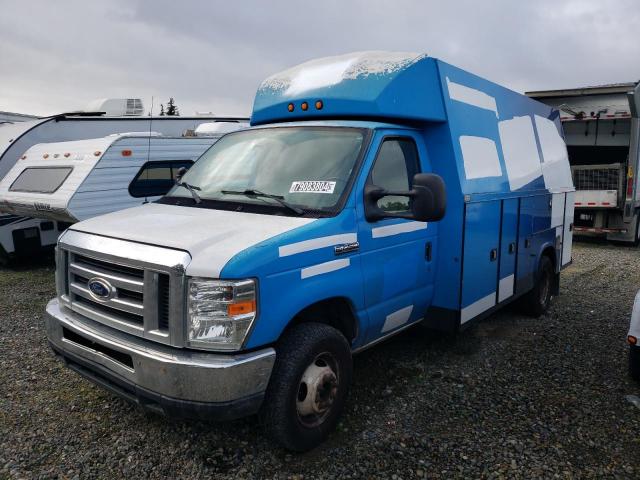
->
(129, 161, 194, 198)
(368, 138, 419, 214)
(9, 167, 73, 193)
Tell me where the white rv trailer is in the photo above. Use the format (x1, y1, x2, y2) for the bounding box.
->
(527, 83, 640, 243)
(0, 98, 248, 262)
(0, 109, 248, 261)
(0, 124, 247, 259)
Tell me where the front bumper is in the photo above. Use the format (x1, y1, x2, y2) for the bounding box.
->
(45, 298, 276, 420)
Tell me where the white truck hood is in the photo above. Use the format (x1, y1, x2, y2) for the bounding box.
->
(69, 202, 315, 277)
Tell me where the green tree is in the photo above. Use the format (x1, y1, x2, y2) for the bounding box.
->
(165, 97, 180, 116)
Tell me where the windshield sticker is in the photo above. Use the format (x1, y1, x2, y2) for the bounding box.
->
(289, 181, 336, 194)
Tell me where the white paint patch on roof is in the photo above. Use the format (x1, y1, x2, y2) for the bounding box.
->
(194, 122, 249, 136)
(534, 115, 574, 191)
(260, 51, 426, 95)
(459, 135, 503, 180)
(446, 77, 499, 118)
(498, 116, 543, 191)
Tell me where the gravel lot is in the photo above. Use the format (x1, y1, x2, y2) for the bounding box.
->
(2, 242, 640, 479)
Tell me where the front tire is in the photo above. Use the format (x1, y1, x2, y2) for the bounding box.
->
(260, 323, 352, 452)
(520, 255, 555, 317)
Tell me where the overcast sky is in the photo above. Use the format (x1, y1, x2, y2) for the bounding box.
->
(1, 0, 639, 117)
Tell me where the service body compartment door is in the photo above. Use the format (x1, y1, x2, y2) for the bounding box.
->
(562, 191, 575, 266)
(516, 196, 535, 294)
(461, 201, 501, 324)
(498, 198, 518, 303)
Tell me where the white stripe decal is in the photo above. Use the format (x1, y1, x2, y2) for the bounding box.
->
(301, 258, 350, 279)
(461, 292, 496, 323)
(279, 233, 357, 257)
(498, 275, 514, 303)
(381, 305, 414, 333)
(446, 77, 499, 118)
(371, 221, 427, 239)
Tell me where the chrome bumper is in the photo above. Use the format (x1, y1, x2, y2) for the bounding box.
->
(45, 298, 276, 419)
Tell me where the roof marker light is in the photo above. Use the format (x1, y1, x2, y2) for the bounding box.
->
(64, 153, 70, 158)
(53, 153, 60, 158)
(43, 154, 49, 159)
(288, 103, 294, 112)
(94, 151, 101, 157)
(20, 155, 27, 160)
(121, 149, 132, 157)
(629, 335, 637, 345)
(315, 100, 323, 110)
(301, 102, 309, 111)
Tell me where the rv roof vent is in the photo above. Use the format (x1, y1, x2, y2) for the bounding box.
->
(83, 98, 145, 117)
(126, 99, 144, 116)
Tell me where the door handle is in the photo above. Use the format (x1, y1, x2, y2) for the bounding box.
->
(508, 242, 516, 254)
(425, 242, 432, 262)
(524, 238, 531, 248)
(490, 248, 498, 261)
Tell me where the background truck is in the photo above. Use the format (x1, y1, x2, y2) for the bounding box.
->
(45, 52, 573, 451)
(0, 101, 247, 261)
(527, 83, 640, 243)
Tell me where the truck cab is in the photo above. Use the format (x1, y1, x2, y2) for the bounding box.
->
(45, 52, 574, 451)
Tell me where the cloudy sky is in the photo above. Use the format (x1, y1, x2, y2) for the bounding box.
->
(1, 0, 639, 117)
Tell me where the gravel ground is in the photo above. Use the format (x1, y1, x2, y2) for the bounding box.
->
(2, 242, 640, 479)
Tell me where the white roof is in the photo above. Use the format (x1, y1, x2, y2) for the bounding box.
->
(260, 51, 425, 95)
(194, 122, 249, 136)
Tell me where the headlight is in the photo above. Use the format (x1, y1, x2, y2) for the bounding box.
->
(187, 278, 257, 351)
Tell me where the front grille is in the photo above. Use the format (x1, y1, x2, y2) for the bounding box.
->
(68, 254, 145, 329)
(158, 274, 170, 330)
(59, 246, 185, 347)
(572, 165, 622, 191)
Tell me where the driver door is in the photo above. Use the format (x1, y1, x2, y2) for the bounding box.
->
(357, 132, 437, 343)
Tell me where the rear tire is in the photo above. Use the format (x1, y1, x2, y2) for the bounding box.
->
(260, 322, 352, 452)
(630, 346, 640, 381)
(520, 255, 554, 317)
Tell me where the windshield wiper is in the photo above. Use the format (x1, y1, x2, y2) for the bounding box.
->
(175, 181, 202, 204)
(220, 189, 304, 215)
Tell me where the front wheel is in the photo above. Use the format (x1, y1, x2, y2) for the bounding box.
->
(260, 322, 352, 451)
(520, 255, 555, 317)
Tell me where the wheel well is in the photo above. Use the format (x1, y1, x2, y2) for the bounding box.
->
(541, 245, 559, 294)
(285, 297, 358, 343)
(541, 245, 556, 269)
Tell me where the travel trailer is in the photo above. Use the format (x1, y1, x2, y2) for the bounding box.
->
(0, 101, 247, 261)
(0, 124, 247, 226)
(44, 52, 573, 450)
(528, 83, 640, 243)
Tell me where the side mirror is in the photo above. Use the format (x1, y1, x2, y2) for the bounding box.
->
(411, 173, 446, 222)
(175, 167, 188, 182)
(364, 173, 446, 222)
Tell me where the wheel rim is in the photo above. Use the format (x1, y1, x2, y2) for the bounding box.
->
(296, 352, 339, 428)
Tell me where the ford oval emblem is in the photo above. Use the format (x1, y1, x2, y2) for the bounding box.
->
(87, 277, 113, 301)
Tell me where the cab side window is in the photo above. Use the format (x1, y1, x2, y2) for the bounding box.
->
(369, 138, 419, 214)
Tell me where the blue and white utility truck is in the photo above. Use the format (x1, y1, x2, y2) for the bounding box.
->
(45, 52, 574, 451)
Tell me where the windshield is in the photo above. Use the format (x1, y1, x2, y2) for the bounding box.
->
(164, 127, 366, 214)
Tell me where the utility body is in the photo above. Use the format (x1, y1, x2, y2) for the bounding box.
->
(45, 52, 574, 450)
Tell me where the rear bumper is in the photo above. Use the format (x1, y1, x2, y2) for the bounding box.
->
(45, 298, 276, 420)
